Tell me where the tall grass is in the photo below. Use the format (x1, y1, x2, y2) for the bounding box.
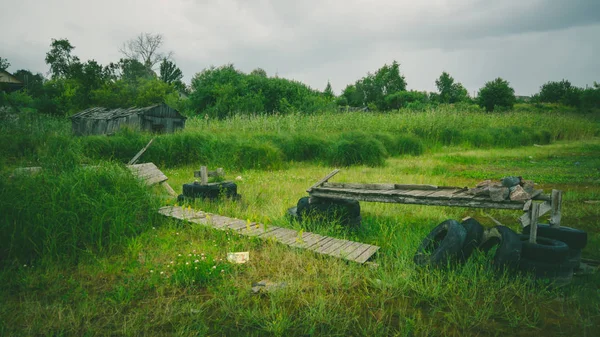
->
(0, 163, 161, 263)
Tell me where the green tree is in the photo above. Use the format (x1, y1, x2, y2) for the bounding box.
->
(342, 61, 407, 110)
(119, 58, 154, 83)
(324, 81, 334, 99)
(250, 68, 267, 77)
(159, 58, 183, 84)
(538, 79, 583, 107)
(435, 71, 469, 103)
(0, 57, 10, 71)
(45, 39, 79, 79)
(477, 78, 515, 112)
(13, 70, 45, 97)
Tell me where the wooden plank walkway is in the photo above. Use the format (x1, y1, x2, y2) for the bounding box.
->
(158, 206, 379, 264)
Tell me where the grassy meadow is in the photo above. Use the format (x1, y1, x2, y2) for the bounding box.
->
(1, 107, 600, 336)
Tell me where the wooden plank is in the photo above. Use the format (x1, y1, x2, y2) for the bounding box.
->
(394, 184, 439, 190)
(309, 189, 525, 210)
(345, 243, 374, 261)
(161, 181, 178, 196)
(426, 189, 457, 199)
(330, 241, 365, 259)
(307, 169, 340, 192)
(194, 168, 225, 178)
(323, 182, 396, 190)
(288, 232, 325, 248)
(405, 189, 439, 197)
(160, 206, 380, 264)
(320, 239, 354, 255)
(354, 245, 380, 264)
(307, 237, 337, 253)
(529, 203, 540, 243)
(144, 173, 168, 186)
(550, 189, 562, 228)
(127, 137, 154, 165)
(200, 166, 208, 185)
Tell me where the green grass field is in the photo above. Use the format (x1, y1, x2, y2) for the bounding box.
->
(1, 109, 599, 336)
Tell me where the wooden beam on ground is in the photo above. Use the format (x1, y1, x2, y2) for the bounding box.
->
(161, 181, 178, 197)
(307, 169, 340, 192)
(158, 206, 380, 264)
(127, 138, 155, 165)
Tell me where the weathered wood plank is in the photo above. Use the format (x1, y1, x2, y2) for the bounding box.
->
(426, 189, 457, 199)
(307, 169, 340, 192)
(550, 189, 562, 228)
(309, 189, 525, 210)
(161, 181, 178, 196)
(160, 206, 380, 264)
(345, 243, 373, 261)
(394, 184, 439, 190)
(127, 137, 154, 165)
(194, 168, 225, 178)
(529, 203, 540, 243)
(354, 245, 380, 263)
(323, 182, 396, 190)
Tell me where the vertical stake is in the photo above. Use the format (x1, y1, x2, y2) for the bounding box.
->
(529, 203, 540, 244)
(550, 189, 562, 228)
(200, 166, 208, 185)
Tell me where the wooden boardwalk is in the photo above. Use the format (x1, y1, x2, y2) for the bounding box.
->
(158, 206, 379, 264)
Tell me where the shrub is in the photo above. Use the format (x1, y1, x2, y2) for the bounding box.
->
(0, 163, 161, 263)
(327, 132, 388, 167)
(477, 78, 516, 112)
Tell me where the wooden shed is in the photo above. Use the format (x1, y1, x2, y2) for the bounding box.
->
(70, 103, 186, 136)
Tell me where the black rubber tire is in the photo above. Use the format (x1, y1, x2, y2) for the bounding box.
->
(479, 226, 522, 271)
(518, 257, 576, 281)
(518, 235, 569, 264)
(286, 206, 299, 222)
(568, 248, 582, 270)
(414, 219, 467, 268)
(177, 194, 185, 203)
(523, 224, 587, 250)
(460, 218, 485, 262)
(296, 196, 361, 227)
(182, 181, 238, 199)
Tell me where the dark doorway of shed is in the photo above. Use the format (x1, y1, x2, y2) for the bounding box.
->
(152, 124, 165, 134)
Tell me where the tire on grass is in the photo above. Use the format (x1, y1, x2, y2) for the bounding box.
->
(523, 224, 587, 250)
(414, 219, 467, 268)
(296, 196, 361, 227)
(518, 257, 576, 287)
(182, 181, 239, 200)
(479, 226, 522, 271)
(518, 234, 569, 264)
(460, 218, 485, 262)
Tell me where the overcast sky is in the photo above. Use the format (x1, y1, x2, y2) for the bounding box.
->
(1, 0, 599, 96)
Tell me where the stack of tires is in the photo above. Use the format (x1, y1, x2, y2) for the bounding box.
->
(414, 218, 588, 287)
(177, 181, 240, 202)
(287, 196, 361, 227)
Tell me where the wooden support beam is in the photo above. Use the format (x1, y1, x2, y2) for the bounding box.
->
(529, 203, 540, 244)
(307, 169, 340, 192)
(128, 138, 155, 165)
(161, 181, 178, 197)
(200, 166, 208, 185)
(550, 189, 562, 228)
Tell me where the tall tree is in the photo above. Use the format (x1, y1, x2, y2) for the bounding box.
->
(45, 39, 79, 79)
(477, 78, 515, 112)
(435, 71, 468, 103)
(119, 33, 171, 71)
(250, 68, 267, 77)
(159, 58, 183, 84)
(119, 58, 155, 83)
(0, 57, 10, 71)
(324, 81, 334, 99)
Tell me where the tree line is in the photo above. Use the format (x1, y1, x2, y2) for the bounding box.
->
(1, 33, 599, 117)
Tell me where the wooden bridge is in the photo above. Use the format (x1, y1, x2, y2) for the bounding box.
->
(159, 206, 380, 264)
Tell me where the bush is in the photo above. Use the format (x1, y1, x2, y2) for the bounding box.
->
(327, 132, 388, 167)
(0, 163, 161, 263)
(477, 78, 516, 112)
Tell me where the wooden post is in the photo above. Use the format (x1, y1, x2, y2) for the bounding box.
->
(200, 166, 208, 185)
(307, 169, 340, 192)
(550, 189, 562, 228)
(529, 202, 540, 244)
(128, 138, 155, 165)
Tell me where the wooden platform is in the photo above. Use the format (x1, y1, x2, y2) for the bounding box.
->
(306, 170, 561, 228)
(158, 206, 380, 264)
(127, 162, 177, 196)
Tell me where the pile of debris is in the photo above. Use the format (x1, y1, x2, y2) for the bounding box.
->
(467, 176, 543, 201)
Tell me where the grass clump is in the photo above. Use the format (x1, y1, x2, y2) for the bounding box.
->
(0, 163, 161, 264)
(327, 132, 388, 167)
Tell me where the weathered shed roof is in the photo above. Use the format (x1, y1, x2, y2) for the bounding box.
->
(70, 103, 186, 120)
